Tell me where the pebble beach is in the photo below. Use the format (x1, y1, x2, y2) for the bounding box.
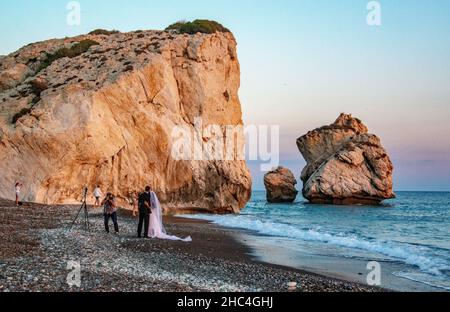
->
(0, 199, 382, 292)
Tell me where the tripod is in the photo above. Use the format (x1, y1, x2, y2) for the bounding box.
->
(69, 187, 90, 232)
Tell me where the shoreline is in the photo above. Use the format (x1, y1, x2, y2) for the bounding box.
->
(181, 217, 445, 292)
(174, 217, 379, 288)
(0, 199, 382, 292)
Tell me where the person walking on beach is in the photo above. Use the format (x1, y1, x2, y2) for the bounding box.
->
(137, 186, 152, 238)
(93, 185, 103, 208)
(15, 182, 22, 206)
(102, 193, 119, 234)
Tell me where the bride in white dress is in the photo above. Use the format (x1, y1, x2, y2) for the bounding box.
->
(148, 191, 192, 242)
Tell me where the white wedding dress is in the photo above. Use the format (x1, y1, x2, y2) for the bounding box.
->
(148, 191, 192, 242)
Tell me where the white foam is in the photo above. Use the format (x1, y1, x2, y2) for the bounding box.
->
(181, 214, 450, 278)
(393, 271, 450, 291)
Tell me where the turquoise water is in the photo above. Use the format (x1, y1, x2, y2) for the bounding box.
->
(184, 191, 450, 291)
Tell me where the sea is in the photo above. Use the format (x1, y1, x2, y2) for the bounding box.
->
(182, 191, 450, 292)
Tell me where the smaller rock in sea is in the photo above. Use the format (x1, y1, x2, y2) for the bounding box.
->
(264, 167, 299, 203)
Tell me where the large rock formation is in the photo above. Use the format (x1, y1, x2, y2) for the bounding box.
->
(264, 167, 298, 203)
(0, 29, 252, 213)
(297, 114, 395, 205)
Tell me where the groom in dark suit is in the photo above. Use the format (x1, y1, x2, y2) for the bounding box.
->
(137, 186, 152, 238)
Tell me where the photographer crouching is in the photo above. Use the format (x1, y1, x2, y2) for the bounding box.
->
(102, 193, 119, 234)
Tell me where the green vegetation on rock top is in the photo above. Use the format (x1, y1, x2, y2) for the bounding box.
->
(165, 19, 230, 34)
(88, 29, 120, 36)
(38, 39, 99, 72)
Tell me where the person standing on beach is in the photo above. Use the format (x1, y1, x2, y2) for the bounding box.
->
(14, 182, 22, 206)
(93, 185, 103, 208)
(102, 193, 119, 234)
(137, 186, 152, 238)
(130, 191, 138, 217)
(147, 190, 191, 242)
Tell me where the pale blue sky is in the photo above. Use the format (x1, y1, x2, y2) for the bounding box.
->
(1, 0, 449, 191)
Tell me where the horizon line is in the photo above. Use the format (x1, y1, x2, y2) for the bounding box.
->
(252, 189, 450, 193)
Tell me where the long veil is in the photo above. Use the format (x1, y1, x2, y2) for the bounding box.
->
(149, 191, 192, 242)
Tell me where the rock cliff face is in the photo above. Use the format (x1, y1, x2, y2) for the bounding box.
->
(264, 167, 298, 203)
(297, 114, 395, 205)
(0, 29, 252, 213)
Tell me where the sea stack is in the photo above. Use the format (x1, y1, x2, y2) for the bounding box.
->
(0, 28, 251, 213)
(297, 113, 395, 205)
(264, 167, 298, 203)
